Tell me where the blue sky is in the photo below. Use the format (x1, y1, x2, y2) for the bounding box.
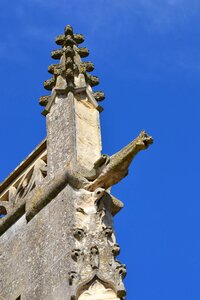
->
(0, 1, 200, 299)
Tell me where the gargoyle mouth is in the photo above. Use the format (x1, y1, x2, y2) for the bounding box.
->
(140, 131, 153, 148)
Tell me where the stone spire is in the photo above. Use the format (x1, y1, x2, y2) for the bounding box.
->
(39, 25, 104, 116)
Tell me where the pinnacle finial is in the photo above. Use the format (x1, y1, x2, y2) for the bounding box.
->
(39, 25, 105, 115)
(64, 24, 73, 36)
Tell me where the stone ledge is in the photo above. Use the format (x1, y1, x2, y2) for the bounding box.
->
(0, 199, 25, 236)
(0, 167, 85, 236)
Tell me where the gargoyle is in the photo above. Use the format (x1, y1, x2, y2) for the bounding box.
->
(84, 130, 153, 192)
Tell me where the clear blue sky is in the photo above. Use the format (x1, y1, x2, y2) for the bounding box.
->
(0, 1, 200, 299)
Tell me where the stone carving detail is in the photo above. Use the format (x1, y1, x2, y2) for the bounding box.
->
(71, 249, 84, 262)
(39, 24, 106, 116)
(78, 280, 120, 300)
(68, 271, 79, 286)
(115, 263, 127, 298)
(90, 246, 99, 270)
(85, 130, 153, 192)
(93, 91, 105, 102)
(0, 151, 47, 206)
(73, 228, 86, 241)
(14, 159, 47, 204)
(116, 264, 127, 280)
(39, 95, 50, 106)
(103, 226, 113, 238)
(112, 244, 120, 257)
(69, 188, 126, 299)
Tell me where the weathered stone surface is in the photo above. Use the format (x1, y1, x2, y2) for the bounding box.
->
(75, 93, 102, 170)
(0, 186, 76, 300)
(46, 92, 77, 176)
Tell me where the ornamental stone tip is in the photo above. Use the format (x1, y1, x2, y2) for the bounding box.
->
(39, 25, 105, 114)
(64, 24, 73, 35)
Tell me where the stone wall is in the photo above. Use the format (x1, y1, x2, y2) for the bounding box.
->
(0, 186, 75, 300)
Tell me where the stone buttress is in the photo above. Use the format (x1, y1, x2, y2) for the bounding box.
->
(0, 25, 153, 300)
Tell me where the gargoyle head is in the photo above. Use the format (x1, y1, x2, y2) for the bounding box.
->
(135, 130, 153, 150)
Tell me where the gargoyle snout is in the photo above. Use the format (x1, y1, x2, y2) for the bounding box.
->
(140, 130, 154, 148)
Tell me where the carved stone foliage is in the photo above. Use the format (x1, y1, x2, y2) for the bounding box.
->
(0, 152, 47, 207)
(69, 188, 126, 299)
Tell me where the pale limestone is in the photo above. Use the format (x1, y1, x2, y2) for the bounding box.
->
(78, 280, 120, 300)
(75, 94, 102, 170)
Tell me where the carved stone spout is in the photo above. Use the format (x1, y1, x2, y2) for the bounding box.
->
(85, 131, 153, 191)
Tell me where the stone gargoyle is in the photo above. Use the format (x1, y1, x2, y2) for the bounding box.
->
(80, 130, 153, 191)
